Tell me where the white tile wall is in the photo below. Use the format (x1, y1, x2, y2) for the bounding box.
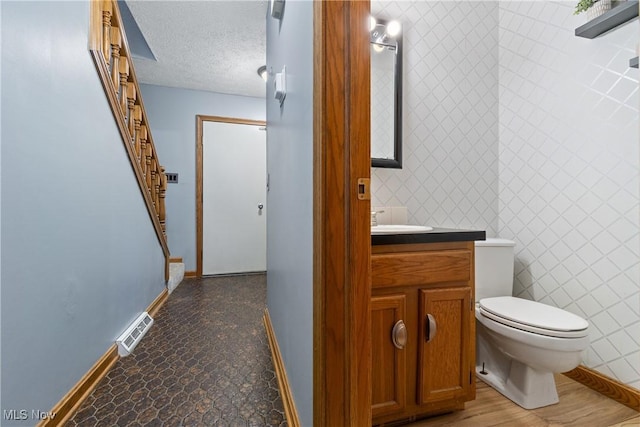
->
(498, 1, 639, 389)
(371, 0, 500, 235)
(372, 206, 408, 225)
(372, 0, 640, 389)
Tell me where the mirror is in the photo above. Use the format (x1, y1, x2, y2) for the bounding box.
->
(370, 17, 402, 169)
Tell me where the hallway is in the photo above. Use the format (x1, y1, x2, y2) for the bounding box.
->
(67, 275, 287, 426)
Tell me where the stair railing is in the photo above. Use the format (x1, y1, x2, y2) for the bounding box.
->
(89, 0, 170, 276)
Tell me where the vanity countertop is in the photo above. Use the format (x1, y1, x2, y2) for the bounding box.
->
(371, 227, 486, 246)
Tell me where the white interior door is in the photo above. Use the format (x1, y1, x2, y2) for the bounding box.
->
(202, 120, 266, 275)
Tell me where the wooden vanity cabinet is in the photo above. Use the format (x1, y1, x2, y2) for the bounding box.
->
(418, 287, 472, 405)
(371, 242, 476, 425)
(371, 294, 407, 417)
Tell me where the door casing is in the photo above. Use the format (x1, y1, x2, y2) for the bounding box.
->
(195, 115, 266, 277)
(313, 1, 372, 425)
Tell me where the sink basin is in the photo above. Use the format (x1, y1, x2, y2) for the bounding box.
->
(371, 225, 434, 235)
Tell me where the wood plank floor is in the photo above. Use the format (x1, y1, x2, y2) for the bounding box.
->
(406, 374, 639, 427)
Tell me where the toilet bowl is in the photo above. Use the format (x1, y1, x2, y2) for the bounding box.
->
(474, 239, 589, 409)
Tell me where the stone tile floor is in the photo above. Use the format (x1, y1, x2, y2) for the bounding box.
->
(67, 274, 287, 427)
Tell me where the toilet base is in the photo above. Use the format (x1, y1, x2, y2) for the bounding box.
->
(476, 360, 559, 409)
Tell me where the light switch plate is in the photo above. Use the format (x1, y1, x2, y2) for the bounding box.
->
(274, 66, 286, 105)
(271, 0, 285, 19)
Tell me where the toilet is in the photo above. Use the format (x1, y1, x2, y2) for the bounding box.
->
(474, 238, 589, 409)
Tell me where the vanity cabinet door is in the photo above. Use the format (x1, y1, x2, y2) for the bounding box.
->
(417, 287, 472, 405)
(371, 294, 407, 418)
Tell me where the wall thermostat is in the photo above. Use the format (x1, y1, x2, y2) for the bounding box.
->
(271, 0, 285, 19)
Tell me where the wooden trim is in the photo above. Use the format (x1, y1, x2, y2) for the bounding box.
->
(169, 257, 183, 263)
(39, 286, 168, 426)
(313, 1, 372, 425)
(197, 115, 266, 127)
(346, 3, 373, 423)
(147, 288, 169, 318)
(263, 309, 301, 426)
(184, 270, 197, 278)
(195, 115, 266, 278)
(372, 241, 475, 254)
(88, 0, 102, 53)
(38, 345, 119, 427)
(371, 250, 472, 288)
(196, 114, 203, 278)
(564, 366, 640, 411)
(312, 1, 325, 422)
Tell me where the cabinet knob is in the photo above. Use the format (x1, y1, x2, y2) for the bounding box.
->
(392, 320, 407, 350)
(425, 313, 437, 342)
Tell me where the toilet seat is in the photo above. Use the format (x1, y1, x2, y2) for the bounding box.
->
(479, 296, 588, 339)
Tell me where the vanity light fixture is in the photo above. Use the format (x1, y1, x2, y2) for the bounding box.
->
(257, 65, 267, 81)
(370, 17, 401, 52)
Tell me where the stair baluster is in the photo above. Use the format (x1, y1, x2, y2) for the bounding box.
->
(118, 58, 129, 120)
(139, 125, 148, 173)
(150, 156, 158, 209)
(126, 84, 136, 141)
(133, 105, 142, 160)
(89, 0, 170, 273)
(159, 166, 167, 235)
(145, 144, 153, 191)
(109, 27, 121, 91)
(101, 1, 112, 68)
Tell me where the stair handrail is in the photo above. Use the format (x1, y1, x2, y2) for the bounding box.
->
(88, 0, 170, 276)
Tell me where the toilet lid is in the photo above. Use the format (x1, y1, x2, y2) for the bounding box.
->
(479, 296, 589, 339)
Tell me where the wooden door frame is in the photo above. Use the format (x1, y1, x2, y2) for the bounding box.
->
(313, 1, 372, 425)
(195, 115, 266, 278)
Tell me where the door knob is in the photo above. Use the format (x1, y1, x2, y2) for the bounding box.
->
(392, 320, 407, 350)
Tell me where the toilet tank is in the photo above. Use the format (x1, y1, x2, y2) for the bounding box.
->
(474, 238, 516, 301)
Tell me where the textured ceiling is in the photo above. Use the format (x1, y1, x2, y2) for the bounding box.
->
(125, 1, 267, 98)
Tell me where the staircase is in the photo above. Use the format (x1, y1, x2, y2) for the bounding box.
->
(89, 0, 170, 278)
(168, 260, 185, 294)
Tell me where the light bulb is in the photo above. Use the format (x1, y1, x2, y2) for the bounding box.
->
(386, 20, 401, 37)
(257, 65, 267, 82)
(368, 16, 377, 32)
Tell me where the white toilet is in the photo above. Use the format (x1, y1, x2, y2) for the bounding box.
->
(474, 238, 589, 409)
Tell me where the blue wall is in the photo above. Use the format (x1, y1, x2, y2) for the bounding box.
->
(139, 84, 265, 272)
(266, 1, 314, 425)
(1, 2, 166, 423)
